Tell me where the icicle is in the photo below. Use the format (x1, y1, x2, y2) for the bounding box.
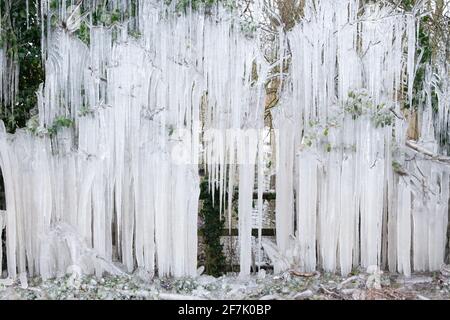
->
(406, 15, 417, 109)
(26, 0, 30, 29)
(256, 136, 264, 271)
(296, 149, 318, 273)
(0, 0, 448, 281)
(397, 179, 412, 277)
(275, 0, 424, 275)
(273, 112, 295, 254)
(0, 1, 269, 279)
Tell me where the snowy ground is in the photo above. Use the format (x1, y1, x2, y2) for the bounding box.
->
(1, 267, 450, 300)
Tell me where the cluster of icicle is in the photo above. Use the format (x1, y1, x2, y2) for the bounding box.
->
(1, 0, 449, 281)
(272, 0, 449, 276)
(0, 26, 19, 117)
(0, 0, 268, 279)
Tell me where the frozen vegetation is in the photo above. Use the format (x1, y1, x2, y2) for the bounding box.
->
(1, 266, 450, 300)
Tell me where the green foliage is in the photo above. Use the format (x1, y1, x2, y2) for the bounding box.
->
(199, 179, 226, 277)
(88, 0, 140, 40)
(167, 124, 175, 136)
(239, 20, 258, 38)
(47, 116, 74, 137)
(52, 115, 74, 128)
(49, 0, 58, 10)
(392, 160, 408, 176)
(175, 0, 219, 12)
(78, 105, 94, 117)
(344, 90, 394, 128)
(47, 0, 139, 44)
(302, 90, 395, 153)
(302, 116, 342, 152)
(26, 114, 73, 137)
(76, 21, 90, 45)
(400, 0, 416, 11)
(168, 0, 236, 14)
(128, 30, 142, 39)
(92, 6, 123, 27)
(344, 90, 371, 120)
(372, 103, 394, 128)
(301, 120, 339, 153)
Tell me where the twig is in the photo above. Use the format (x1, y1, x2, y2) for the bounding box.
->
(405, 140, 450, 165)
(319, 285, 342, 299)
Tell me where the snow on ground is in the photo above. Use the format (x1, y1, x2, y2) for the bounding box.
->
(1, 266, 450, 300)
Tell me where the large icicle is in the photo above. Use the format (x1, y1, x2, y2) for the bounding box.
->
(271, 0, 444, 276)
(0, 1, 267, 279)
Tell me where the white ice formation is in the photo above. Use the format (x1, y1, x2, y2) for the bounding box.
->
(0, 0, 449, 280)
(0, 0, 267, 279)
(273, 0, 450, 276)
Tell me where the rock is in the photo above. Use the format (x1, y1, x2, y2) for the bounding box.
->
(293, 289, 313, 300)
(416, 294, 430, 300)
